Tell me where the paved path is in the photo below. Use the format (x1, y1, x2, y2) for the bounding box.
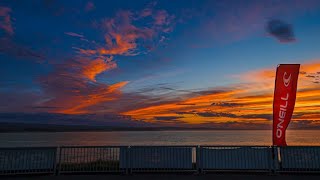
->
(3, 174, 320, 180)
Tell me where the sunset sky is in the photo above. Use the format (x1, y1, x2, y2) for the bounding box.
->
(0, 0, 320, 129)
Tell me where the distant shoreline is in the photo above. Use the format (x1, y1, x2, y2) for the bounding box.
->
(1, 122, 319, 133)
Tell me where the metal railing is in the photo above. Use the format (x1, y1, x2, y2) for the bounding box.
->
(58, 146, 125, 174)
(278, 146, 320, 173)
(199, 146, 273, 172)
(0, 147, 56, 175)
(1, 145, 320, 175)
(124, 146, 197, 172)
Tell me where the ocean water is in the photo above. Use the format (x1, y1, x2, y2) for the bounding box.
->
(0, 130, 320, 147)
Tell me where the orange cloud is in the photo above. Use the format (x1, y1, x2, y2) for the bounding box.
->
(57, 81, 128, 114)
(79, 33, 140, 56)
(78, 6, 174, 57)
(122, 61, 320, 126)
(81, 57, 116, 81)
(39, 57, 128, 114)
(98, 33, 140, 55)
(69, 7, 176, 114)
(39, 6, 176, 115)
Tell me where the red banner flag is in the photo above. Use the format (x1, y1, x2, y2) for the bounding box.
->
(273, 64, 300, 146)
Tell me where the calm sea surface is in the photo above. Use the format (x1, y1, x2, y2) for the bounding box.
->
(0, 130, 320, 147)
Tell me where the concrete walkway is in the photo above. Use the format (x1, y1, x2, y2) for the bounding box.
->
(3, 174, 320, 180)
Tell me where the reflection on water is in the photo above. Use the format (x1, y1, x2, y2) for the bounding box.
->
(0, 130, 320, 147)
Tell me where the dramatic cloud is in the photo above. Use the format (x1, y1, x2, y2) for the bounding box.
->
(154, 116, 182, 121)
(266, 19, 295, 43)
(123, 61, 320, 126)
(196, 112, 237, 118)
(79, 7, 174, 57)
(39, 57, 127, 114)
(0, 6, 14, 35)
(211, 102, 242, 107)
(1, 1, 319, 130)
(81, 57, 116, 81)
(22, 4, 176, 116)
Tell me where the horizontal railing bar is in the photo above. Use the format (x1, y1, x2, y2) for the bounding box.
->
(0, 147, 57, 150)
(128, 146, 197, 148)
(59, 146, 127, 148)
(274, 146, 320, 147)
(199, 146, 271, 147)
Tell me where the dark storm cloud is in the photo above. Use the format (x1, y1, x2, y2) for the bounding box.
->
(31, 106, 60, 109)
(174, 111, 199, 116)
(176, 103, 196, 106)
(194, 121, 270, 130)
(266, 19, 295, 43)
(196, 112, 272, 120)
(191, 89, 226, 96)
(196, 112, 238, 118)
(304, 73, 319, 83)
(306, 75, 316, 78)
(290, 120, 319, 129)
(211, 102, 242, 107)
(241, 114, 272, 120)
(152, 116, 187, 125)
(177, 110, 272, 121)
(154, 116, 182, 121)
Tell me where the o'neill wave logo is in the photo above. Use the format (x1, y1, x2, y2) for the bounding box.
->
(283, 72, 291, 87)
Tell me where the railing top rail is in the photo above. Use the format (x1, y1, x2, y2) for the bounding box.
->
(59, 145, 198, 148)
(128, 145, 197, 148)
(275, 145, 320, 148)
(199, 145, 271, 147)
(0, 146, 57, 150)
(60, 145, 127, 148)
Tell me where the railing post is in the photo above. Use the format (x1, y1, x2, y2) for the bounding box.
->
(272, 146, 282, 174)
(126, 146, 131, 174)
(57, 146, 62, 175)
(196, 145, 201, 174)
(271, 146, 276, 174)
(278, 146, 283, 172)
(53, 147, 58, 176)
